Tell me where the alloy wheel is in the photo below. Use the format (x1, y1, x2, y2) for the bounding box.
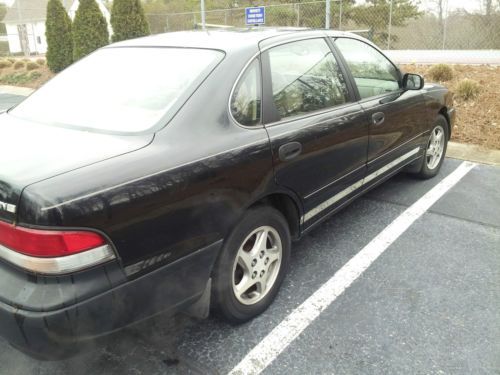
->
(232, 226, 282, 305)
(426, 125, 445, 170)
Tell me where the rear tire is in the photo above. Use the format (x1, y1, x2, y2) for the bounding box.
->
(211, 206, 291, 324)
(415, 115, 449, 179)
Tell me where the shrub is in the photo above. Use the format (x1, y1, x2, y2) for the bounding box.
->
(428, 64, 454, 81)
(7, 58, 15, 64)
(0, 60, 12, 68)
(455, 79, 481, 101)
(0, 72, 29, 85)
(46, 0, 73, 73)
(13, 61, 24, 69)
(73, 0, 109, 61)
(26, 61, 39, 71)
(30, 71, 42, 80)
(111, 0, 150, 43)
(36, 58, 46, 65)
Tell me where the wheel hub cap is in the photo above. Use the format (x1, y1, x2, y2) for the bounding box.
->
(426, 126, 445, 170)
(232, 226, 282, 305)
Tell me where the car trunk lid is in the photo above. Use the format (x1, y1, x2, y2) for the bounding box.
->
(0, 113, 154, 223)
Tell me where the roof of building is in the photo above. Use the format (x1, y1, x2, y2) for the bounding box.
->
(2, 0, 82, 24)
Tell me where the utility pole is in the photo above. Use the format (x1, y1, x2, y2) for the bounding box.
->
(387, 0, 393, 49)
(325, 0, 330, 29)
(201, 0, 206, 30)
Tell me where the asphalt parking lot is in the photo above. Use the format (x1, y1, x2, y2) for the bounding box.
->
(0, 93, 499, 374)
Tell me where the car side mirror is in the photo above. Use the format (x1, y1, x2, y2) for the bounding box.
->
(402, 73, 424, 91)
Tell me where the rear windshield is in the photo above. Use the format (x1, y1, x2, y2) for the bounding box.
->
(10, 47, 224, 134)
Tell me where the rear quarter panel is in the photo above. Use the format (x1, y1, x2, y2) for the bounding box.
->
(17, 49, 279, 275)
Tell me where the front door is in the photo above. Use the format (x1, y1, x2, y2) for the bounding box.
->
(334, 37, 429, 177)
(262, 38, 369, 227)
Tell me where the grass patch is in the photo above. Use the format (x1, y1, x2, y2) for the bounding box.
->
(455, 79, 481, 101)
(36, 58, 46, 66)
(0, 72, 31, 85)
(428, 64, 454, 81)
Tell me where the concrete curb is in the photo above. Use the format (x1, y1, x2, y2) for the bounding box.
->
(0, 85, 35, 96)
(447, 142, 500, 166)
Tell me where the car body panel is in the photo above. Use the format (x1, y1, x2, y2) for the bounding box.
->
(0, 28, 454, 359)
(0, 114, 153, 223)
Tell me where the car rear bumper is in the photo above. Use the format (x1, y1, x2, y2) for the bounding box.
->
(0, 240, 221, 360)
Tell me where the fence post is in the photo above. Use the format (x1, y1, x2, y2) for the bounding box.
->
(200, 0, 206, 30)
(387, 0, 393, 49)
(325, 0, 331, 29)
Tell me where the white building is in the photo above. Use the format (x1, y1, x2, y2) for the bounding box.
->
(2, 0, 111, 55)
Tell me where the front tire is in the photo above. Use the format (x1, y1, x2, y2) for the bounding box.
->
(212, 206, 291, 324)
(415, 115, 449, 179)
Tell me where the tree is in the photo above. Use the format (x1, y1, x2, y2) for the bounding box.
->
(111, 0, 151, 42)
(45, 0, 73, 73)
(72, 0, 109, 61)
(344, 0, 421, 46)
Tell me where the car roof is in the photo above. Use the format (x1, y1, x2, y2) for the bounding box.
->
(109, 27, 364, 53)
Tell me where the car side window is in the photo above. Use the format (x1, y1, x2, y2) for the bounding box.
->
(268, 39, 349, 121)
(231, 59, 261, 126)
(335, 38, 400, 100)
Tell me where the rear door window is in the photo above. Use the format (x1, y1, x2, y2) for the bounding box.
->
(267, 38, 350, 121)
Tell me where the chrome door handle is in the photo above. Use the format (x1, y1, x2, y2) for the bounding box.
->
(372, 112, 385, 126)
(278, 142, 302, 162)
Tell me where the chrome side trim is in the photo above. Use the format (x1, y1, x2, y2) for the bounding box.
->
(304, 163, 366, 200)
(364, 147, 420, 184)
(0, 244, 116, 275)
(367, 131, 427, 166)
(303, 147, 421, 222)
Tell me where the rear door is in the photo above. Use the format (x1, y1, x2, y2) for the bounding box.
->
(333, 37, 429, 179)
(262, 37, 369, 227)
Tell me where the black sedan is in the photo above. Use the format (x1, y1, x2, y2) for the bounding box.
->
(0, 28, 454, 359)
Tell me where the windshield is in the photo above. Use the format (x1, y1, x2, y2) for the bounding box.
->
(9, 47, 224, 134)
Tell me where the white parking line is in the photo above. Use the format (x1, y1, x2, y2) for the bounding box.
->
(229, 161, 476, 375)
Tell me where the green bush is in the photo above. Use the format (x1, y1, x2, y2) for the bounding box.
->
(26, 61, 39, 71)
(46, 0, 73, 73)
(13, 61, 24, 69)
(0, 60, 12, 68)
(73, 0, 109, 61)
(111, 0, 150, 43)
(30, 71, 42, 80)
(455, 79, 481, 101)
(428, 64, 454, 82)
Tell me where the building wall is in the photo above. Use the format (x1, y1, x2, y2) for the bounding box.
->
(6, 21, 47, 54)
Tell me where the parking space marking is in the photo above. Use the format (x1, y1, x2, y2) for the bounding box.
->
(229, 161, 476, 375)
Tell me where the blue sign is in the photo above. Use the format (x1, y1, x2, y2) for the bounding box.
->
(245, 6, 265, 26)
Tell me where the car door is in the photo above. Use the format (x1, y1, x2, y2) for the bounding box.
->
(261, 37, 369, 227)
(333, 37, 429, 179)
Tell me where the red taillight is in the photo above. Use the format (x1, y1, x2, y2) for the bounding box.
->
(0, 220, 106, 257)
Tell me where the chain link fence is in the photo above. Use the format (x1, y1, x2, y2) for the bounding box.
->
(1, 0, 500, 57)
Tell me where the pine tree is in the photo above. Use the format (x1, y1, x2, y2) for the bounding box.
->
(45, 0, 73, 73)
(111, 0, 151, 43)
(72, 0, 109, 61)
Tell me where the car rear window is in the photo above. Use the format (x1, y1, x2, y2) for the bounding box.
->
(10, 47, 224, 134)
